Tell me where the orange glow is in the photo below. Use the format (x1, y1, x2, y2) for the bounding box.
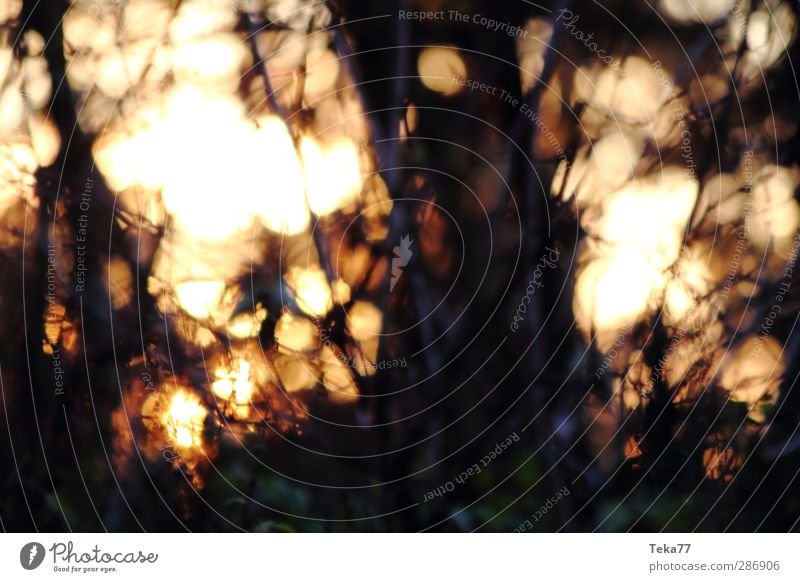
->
(551, 130, 644, 206)
(303, 48, 340, 103)
(624, 436, 642, 460)
(275, 354, 318, 393)
(300, 136, 362, 216)
(287, 265, 333, 317)
(175, 280, 226, 320)
(417, 47, 466, 96)
(93, 87, 311, 240)
(331, 279, 351, 305)
(581, 57, 672, 125)
(320, 346, 359, 403)
(104, 256, 134, 310)
(275, 311, 317, 352)
(516, 18, 551, 94)
(164, 390, 207, 449)
(574, 246, 660, 334)
(703, 446, 742, 482)
(597, 170, 698, 270)
(574, 169, 698, 339)
(226, 306, 267, 339)
(720, 337, 784, 422)
(749, 165, 800, 251)
(212, 359, 256, 420)
(659, 0, 736, 24)
(347, 301, 382, 341)
(212, 359, 254, 402)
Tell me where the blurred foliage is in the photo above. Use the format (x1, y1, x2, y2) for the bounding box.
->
(1, 0, 800, 532)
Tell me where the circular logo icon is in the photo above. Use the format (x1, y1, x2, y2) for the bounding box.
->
(20, 542, 45, 570)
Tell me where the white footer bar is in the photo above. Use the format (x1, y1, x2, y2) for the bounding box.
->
(1, 534, 796, 580)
